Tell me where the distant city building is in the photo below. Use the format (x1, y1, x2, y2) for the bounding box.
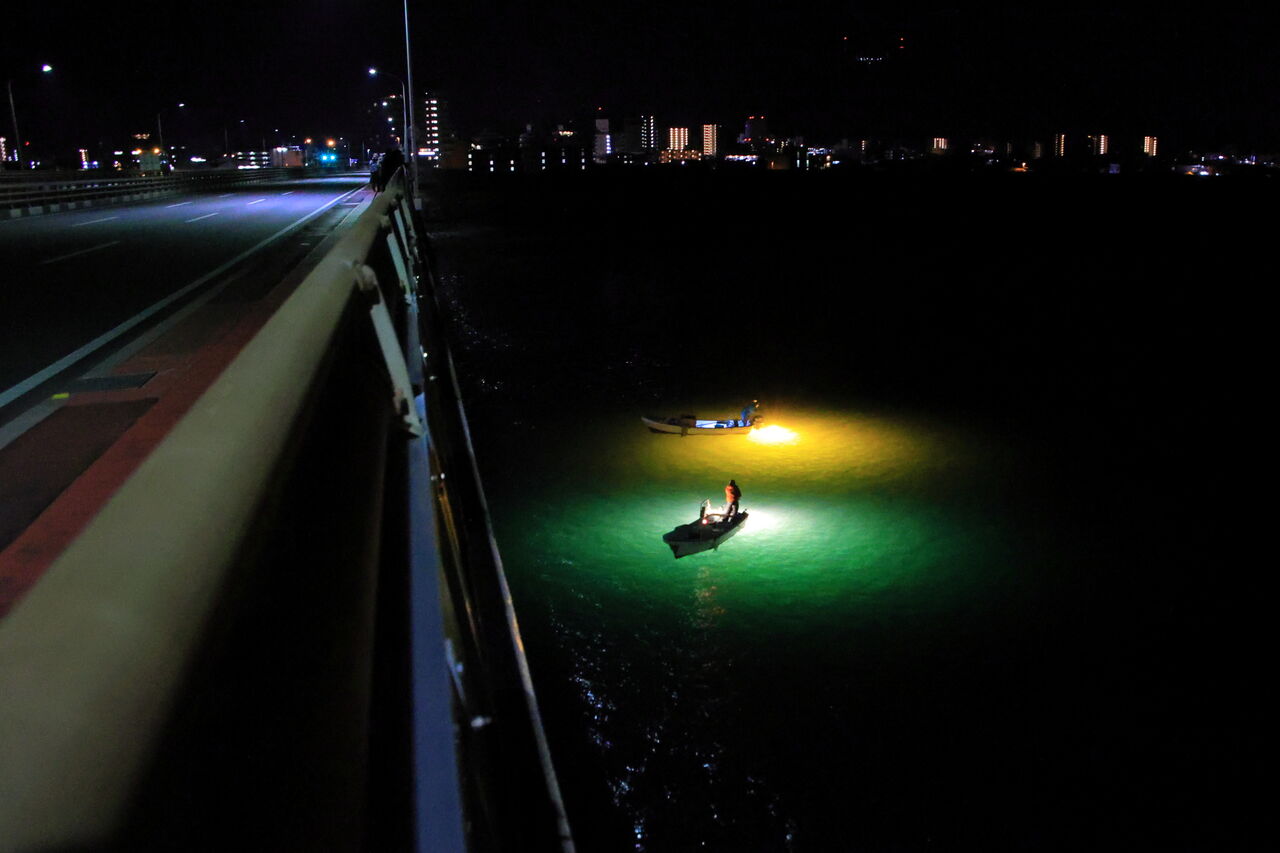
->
(1088, 134, 1109, 156)
(419, 93, 443, 164)
(232, 150, 271, 169)
(468, 147, 518, 174)
(701, 123, 719, 157)
(1053, 134, 1067, 157)
(932, 137, 948, 154)
(78, 148, 89, 169)
(1031, 141, 1044, 159)
(743, 115, 768, 142)
(0, 137, 7, 162)
(658, 149, 700, 164)
(667, 127, 688, 151)
(593, 118, 612, 164)
(1143, 135, 1159, 157)
(640, 115, 658, 150)
(270, 146, 305, 168)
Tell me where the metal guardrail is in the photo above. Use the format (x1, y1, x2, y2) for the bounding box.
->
(0, 170, 573, 852)
(0, 168, 310, 217)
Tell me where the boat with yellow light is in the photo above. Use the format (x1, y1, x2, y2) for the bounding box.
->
(662, 502, 749, 558)
(641, 414, 761, 436)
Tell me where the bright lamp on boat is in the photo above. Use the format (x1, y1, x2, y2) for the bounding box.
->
(748, 425, 798, 445)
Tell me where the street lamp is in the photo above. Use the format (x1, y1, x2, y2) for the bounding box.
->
(368, 67, 408, 156)
(402, 0, 419, 193)
(6, 63, 52, 168)
(156, 102, 185, 163)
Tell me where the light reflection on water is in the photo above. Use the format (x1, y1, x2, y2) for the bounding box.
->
(488, 403, 1019, 849)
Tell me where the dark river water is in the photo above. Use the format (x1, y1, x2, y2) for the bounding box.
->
(425, 170, 1265, 851)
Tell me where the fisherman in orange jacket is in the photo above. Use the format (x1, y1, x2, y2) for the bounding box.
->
(725, 479, 742, 518)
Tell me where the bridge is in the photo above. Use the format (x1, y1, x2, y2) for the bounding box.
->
(0, 169, 574, 852)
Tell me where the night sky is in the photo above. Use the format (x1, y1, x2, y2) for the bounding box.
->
(4, 2, 1275, 153)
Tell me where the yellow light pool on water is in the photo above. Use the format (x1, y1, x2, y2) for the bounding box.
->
(748, 424, 799, 445)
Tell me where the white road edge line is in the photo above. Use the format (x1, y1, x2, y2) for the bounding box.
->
(70, 216, 119, 228)
(0, 184, 365, 410)
(166, 201, 193, 208)
(186, 212, 219, 223)
(247, 199, 267, 205)
(39, 241, 122, 266)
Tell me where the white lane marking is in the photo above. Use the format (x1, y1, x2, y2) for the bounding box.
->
(0, 184, 366, 410)
(71, 216, 119, 228)
(281, 191, 294, 195)
(39, 241, 122, 265)
(166, 201, 193, 208)
(218, 193, 234, 198)
(247, 199, 267, 205)
(186, 212, 220, 223)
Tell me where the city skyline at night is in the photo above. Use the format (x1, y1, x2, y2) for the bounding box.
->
(4, 2, 1277, 169)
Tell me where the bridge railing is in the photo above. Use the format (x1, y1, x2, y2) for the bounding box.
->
(0, 169, 573, 852)
(0, 168, 325, 217)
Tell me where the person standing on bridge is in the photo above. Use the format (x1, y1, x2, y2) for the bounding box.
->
(377, 146, 405, 191)
(725, 479, 742, 519)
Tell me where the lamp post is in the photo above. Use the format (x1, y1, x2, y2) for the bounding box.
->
(6, 63, 53, 168)
(368, 67, 408, 155)
(156, 102, 185, 166)
(402, 0, 418, 193)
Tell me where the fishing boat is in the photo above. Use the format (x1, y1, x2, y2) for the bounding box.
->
(641, 414, 760, 436)
(662, 502, 749, 558)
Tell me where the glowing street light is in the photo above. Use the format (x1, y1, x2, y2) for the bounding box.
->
(156, 102, 185, 160)
(6, 63, 53, 167)
(368, 66, 408, 154)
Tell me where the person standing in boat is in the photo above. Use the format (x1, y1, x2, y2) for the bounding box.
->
(725, 479, 742, 518)
(741, 400, 759, 426)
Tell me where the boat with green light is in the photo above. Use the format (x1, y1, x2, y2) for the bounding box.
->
(662, 503, 749, 558)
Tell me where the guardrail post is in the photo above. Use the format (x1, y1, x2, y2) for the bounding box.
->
(354, 262, 424, 437)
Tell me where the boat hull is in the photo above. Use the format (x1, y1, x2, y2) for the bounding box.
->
(642, 415, 758, 435)
(663, 511, 748, 558)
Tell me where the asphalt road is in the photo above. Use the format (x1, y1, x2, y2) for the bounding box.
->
(0, 175, 368, 407)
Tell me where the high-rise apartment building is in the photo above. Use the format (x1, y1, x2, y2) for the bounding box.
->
(1143, 136, 1159, 157)
(667, 127, 688, 151)
(0, 137, 7, 162)
(701, 124, 719, 157)
(1053, 134, 1067, 157)
(419, 93, 442, 163)
(932, 137, 948, 153)
(1088, 134, 1109, 156)
(640, 115, 658, 150)
(594, 118, 612, 163)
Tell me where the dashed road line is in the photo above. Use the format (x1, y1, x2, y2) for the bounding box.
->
(71, 216, 119, 228)
(166, 201, 193, 208)
(0, 184, 365, 410)
(186, 212, 219, 222)
(247, 199, 267, 205)
(39, 241, 121, 265)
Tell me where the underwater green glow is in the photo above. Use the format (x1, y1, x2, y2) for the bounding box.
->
(490, 403, 1016, 629)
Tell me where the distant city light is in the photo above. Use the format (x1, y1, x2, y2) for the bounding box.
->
(41, 64, 52, 73)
